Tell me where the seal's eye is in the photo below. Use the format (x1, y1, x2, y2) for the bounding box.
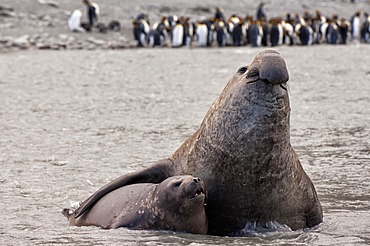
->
(237, 66, 248, 74)
(173, 181, 182, 187)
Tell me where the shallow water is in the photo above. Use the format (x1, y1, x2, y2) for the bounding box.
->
(0, 45, 369, 245)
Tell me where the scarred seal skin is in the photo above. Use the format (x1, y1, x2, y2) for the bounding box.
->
(72, 49, 323, 236)
(62, 175, 207, 234)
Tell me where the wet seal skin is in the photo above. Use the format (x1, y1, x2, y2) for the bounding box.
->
(62, 175, 207, 234)
(72, 49, 323, 236)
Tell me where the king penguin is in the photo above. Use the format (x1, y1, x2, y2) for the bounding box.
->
(256, 2, 267, 21)
(83, 0, 99, 27)
(247, 20, 263, 47)
(325, 18, 339, 44)
(68, 9, 84, 32)
(269, 18, 283, 46)
(295, 15, 314, 45)
(350, 11, 361, 40)
(132, 14, 150, 47)
(171, 19, 184, 47)
(195, 21, 209, 47)
(338, 18, 350, 44)
(360, 12, 370, 43)
(214, 19, 227, 47)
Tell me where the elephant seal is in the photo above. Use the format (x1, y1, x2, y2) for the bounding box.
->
(62, 175, 207, 234)
(73, 49, 323, 236)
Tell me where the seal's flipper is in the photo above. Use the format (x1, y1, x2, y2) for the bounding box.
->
(74, 158, 175, 218)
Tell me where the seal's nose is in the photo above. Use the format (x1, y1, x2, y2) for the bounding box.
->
(256, 49, 289, 85)
(193, 177, 201, 183)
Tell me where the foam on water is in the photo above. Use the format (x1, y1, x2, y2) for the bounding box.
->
(234, 221, 292, 237)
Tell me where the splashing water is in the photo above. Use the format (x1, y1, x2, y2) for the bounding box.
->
(234, 221, 292, 237)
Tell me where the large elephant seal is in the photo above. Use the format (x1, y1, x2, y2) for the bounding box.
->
(73, 49, 323, 236)
(62, 175, 207, 234)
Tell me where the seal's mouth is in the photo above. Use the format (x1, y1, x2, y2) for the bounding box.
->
(246, 77, 288, 91)
(189, 187, 205, 199)
(279, 83, 287, 91)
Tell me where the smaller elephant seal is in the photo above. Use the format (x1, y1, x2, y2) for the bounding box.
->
(62, 175, 208, 234)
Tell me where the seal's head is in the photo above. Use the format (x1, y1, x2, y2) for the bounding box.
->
(158, 175, 207, 213)
(199, 49, 290, 156)
(154, 175, 208, 234)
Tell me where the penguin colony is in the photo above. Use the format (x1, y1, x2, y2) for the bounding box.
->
(132, 4, 370, 48)
(69, 2, 370, 47)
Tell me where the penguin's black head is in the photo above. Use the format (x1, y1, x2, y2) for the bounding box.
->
(83, 0, 91, 6)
